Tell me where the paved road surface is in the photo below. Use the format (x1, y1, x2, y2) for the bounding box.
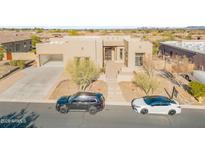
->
(0, 66, 63, 101)
(0, 101, 205, 128)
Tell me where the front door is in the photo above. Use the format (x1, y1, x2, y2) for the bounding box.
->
(104, 48, 112, 61)
(6, 52, 12, 60)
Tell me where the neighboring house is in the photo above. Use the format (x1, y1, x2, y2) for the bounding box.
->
(36, 36, 152, 71)
(0, 31, 32, 60)
(37, 32, 67, 42)
(160, 40, 205, 71)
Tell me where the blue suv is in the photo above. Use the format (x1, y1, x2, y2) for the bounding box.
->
(56, 92, 105, 114)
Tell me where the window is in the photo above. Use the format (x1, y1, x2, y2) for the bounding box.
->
(15, 44, 20, 52)
(135, 53, 144, 66)
(160, 102, 171, 106)
(120, 49, 123, 60)
(72, 96, 82, 103)
(88, 97, 97, 103)
(150, 102, 161, 106)
(24, 42, 27, 48)
(200, 65, 204, 71)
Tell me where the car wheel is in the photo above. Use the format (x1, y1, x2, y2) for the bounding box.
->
(140, 108, 148, 115)
(59, 105, 69, 114)
(89, 106, 98, 115)
(168, 110, 176, 116)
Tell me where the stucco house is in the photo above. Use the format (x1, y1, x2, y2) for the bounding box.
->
(160, 40, 205, 71)
(36, 36, 152, 72)
(0, 31, 32, 60)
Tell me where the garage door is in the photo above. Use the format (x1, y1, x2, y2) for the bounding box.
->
(40, 54, 63, 67)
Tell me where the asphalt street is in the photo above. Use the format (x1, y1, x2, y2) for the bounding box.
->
(0, 101, 205, 128)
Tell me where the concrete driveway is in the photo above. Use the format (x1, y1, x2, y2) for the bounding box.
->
(0, 64, 63, 101)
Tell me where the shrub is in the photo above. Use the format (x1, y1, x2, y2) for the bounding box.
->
(65, 58, 100, 91)
(68, 30, 79, 36)
(188, 81, 205, 99)
(32, 35, 41, 47)
(17, 60, 25, 69)
(9, 60, 18, 66)
(9, 60, 25, 69)
(0, 51, 4, 60)
(0, 45, 5, 60)
(133, 72, 160, 95)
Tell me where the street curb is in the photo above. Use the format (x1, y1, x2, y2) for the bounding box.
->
(0, 99, 56, 103)
(106, 102, 130, 106)
(0, 99, 205, 109)
(180, 105, 205, 109)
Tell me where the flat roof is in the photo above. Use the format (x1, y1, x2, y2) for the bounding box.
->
(161, 41, 205, 55)
(48, 35, 131, 44)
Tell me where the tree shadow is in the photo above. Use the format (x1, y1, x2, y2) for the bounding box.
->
(159, 70, 180, 86)
(0, 108, 39, 128)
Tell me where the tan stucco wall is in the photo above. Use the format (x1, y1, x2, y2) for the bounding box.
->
(36, 36, 152, 70)
(12, 52, 36, 60)
(63, 39, 103, 67)
(128, 39, 152, 69)
(36, 39, 103, 67)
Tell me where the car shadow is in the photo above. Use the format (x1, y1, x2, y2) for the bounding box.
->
(0, 108, 39, 128)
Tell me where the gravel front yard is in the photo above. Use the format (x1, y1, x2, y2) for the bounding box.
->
(119, 73, 199, 105)
(49, 80, 108, 100)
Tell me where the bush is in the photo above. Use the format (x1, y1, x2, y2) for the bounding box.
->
(65, 58, 100, 91)
(188, 81, 205, 99)
(17, 60, 25, 69)
(9, 60, 25, 69)
(68, 30, 79, 36)
(133, 72, 160, 95)
(0, 45, 5, 60)
(0, 51, 4, 60)
(9, 60, 18, 66)
(32, 35, 41, 47)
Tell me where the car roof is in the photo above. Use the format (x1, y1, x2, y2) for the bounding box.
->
(144, 95, 170, 99)
(74, 92, 101, 97)
(143, 95, 172, 104)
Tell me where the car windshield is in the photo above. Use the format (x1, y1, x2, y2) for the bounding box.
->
(144, 96, 175, 105)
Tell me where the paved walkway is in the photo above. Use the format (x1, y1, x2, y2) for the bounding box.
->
(105, 61, 127, 104)
(0, 65, 63, 102)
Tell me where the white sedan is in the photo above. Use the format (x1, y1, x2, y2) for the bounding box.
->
(131, 96, 181, 115)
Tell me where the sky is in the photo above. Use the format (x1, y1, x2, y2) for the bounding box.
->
(0, 0, 205, 28)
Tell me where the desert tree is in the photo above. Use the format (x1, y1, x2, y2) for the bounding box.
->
(133, 59, 160, 95)
(65, 58, 100, 91)
(31, 35, 41, 48)
(133, 72, 160, 95)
